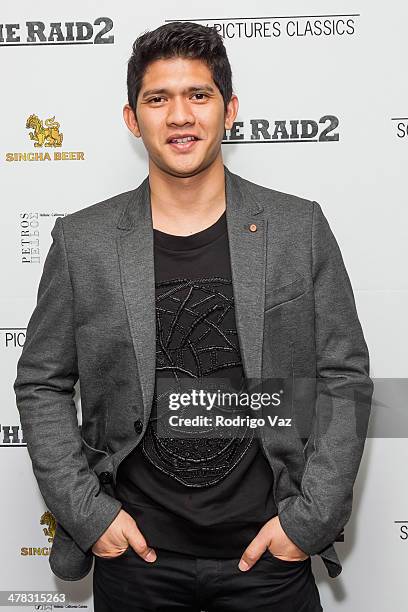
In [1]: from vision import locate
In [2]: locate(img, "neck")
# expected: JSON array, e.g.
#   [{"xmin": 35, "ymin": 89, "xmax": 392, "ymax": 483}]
[{"xmin": 148, "ymin": 155, "xmax": 227, "ymax": 236}]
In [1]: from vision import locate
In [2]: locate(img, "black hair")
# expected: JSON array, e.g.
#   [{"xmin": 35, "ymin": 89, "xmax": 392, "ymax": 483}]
[{"xmin": 127, "ymin": 21, "xmax": 233, "ymax": 115}]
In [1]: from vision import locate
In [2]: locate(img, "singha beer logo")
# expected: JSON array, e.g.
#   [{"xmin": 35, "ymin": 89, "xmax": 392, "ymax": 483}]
[
  {"xmin": 19, "ymin": 511, "xmax": 56, "ymax": 558},
  {"xmin": 26, "ymin": 115, "xmax": 63, "ymax": 148},
  {"xmin": 5, "ymin": 114, "xmax": 84, "ymax": 162},
  {"xmin": 40, "ymin": 511, "xmax": 56, "ymax": 544}
]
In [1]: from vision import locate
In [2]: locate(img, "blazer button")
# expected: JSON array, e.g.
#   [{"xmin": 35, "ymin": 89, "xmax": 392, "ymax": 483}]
[
  {"xmin": 134, "ymin": 419, "xmax": 143, "ymax": 434},
  {"xmin": 249, "ymin": 223, "xmax": 257, "ymax": 232},
  {"xmin": 98, "ymin": 471, "xmax": 112, "ymax": 484}
]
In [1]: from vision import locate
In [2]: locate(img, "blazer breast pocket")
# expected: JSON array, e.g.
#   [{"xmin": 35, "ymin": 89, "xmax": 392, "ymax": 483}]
[{"xmin": 264, "ymin": 275, "xmax": 307, "ymax": 312}]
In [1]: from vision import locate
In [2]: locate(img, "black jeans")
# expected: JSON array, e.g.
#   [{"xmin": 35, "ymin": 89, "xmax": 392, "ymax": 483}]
[{"xmin": 93, "ymin": 546, "xmax": 323, "ymax": 612}]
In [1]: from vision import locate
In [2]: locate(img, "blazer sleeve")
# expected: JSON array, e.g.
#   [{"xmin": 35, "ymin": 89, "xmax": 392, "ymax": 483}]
[
  {"xmin": 278, "ymin": 200, "xmax": 373, "ymax": 556},
  {"xmin": 13, "ymin": 216, "xmax": 122, "ymax": 554}
]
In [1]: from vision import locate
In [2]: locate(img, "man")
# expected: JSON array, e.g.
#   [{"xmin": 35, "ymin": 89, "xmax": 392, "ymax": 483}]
[{"xmin": 14, "ymin": 21, "xmax": 373, "ymax": 612}]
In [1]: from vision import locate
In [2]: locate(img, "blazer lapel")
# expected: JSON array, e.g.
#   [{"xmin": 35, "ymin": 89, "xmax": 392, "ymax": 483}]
[
  {"xmin": 116, "ymin": 177, "xmax": 157, "ymax": 427},
  {"xmin": 224, "ymin": 166, "xmax": 266, "ymax": 390},
  {"xmin": 116, "ymin": 166, "xmax": 267, "ymax": 426}
]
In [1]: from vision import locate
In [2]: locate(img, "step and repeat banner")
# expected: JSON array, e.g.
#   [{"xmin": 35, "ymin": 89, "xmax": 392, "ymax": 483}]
[{"xmin": 1, "ymin": 1, "xmax": 407, "ymax": 611}]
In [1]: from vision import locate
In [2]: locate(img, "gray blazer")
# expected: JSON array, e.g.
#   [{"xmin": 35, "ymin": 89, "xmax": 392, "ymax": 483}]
[{"xmin": 13, "ymin": 165, "xmax": 373, "ymax": 581}]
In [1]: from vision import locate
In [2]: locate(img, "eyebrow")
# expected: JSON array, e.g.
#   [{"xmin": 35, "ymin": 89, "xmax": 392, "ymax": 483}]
[{"xmin": 141, "ymin": 85, "xmax": 216, "ymax": 99}]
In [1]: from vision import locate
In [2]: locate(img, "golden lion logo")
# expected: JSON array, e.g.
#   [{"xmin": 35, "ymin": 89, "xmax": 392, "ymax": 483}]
[
  {"xmin": 26, "ymin": 114, "xmax": 63, "ymax": 147},
  {"xmin": 40, "ymin": 510, "xmax": 56, "ymax": 543}
]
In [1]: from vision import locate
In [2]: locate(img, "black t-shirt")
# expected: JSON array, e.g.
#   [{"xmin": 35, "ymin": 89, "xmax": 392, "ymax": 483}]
[{"xmin": 115, "ymin": 210, "xmax": 278, "ymax": 558}]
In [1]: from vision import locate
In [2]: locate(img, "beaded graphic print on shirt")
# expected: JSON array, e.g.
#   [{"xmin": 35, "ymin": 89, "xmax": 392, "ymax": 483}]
[{"xmin": 141, "ymin": 276, "xmax": 255, "ymax": 487}]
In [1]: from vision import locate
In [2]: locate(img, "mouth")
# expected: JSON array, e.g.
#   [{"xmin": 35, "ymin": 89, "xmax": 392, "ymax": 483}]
[{"xmin": 167, "ymin": 135, "xmax": 200, "ymax": 153}]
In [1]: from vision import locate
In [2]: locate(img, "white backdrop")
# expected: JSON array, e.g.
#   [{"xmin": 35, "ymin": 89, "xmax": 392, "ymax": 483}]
[{"xmin": 1, "ymin": 1, "xmax": 407, "ymax": 610}]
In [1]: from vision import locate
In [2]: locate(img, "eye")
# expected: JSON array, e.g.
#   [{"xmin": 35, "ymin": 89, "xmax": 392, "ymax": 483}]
[
  {"xmin": 149, "ymin": 96, "xmax": 165, "ymax": 104},
  {"xmin": 192, "ymin": 93, "xmax": 208, "ymax": 101}
]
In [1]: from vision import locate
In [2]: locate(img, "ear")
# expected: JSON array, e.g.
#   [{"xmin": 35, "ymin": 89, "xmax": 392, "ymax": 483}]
[
  {"xmin": 123, "ymin": 104, "xmax": 141, "ymax": 138},
  {"xmin": 224, "ymin": 94, "xmax": 239, "ymax": 131}
]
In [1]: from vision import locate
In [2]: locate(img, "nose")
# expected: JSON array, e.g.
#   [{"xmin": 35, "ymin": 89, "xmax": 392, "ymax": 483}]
[{"xmin": 166, "ymin": 96, "xmax": 195, "ymax": 127}]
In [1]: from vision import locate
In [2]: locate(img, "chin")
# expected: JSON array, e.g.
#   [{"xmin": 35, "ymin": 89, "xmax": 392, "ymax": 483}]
[{"xmin": 161, "ymin": 159, "xmax": 205, "ymax": 178}]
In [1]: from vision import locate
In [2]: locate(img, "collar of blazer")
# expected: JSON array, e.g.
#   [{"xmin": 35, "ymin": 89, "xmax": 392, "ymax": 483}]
[{"xmin": 115, "ymin": 164, "xmax": 267, "ymax": 430}]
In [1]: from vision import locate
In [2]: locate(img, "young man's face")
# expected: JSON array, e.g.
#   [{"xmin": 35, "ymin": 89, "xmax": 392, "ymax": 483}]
[{"xmin": 123, "ymin": 56, "xmax": 238, "ymax": 178}]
